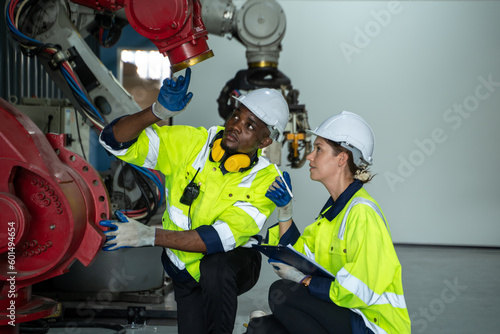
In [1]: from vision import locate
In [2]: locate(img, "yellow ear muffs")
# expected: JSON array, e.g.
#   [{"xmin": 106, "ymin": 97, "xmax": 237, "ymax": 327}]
[
  {"xmin": 211, "ymin": 139, "xmax": 226, "ymax": 162},
  {"xmin": 211, "ymin": 138, "xmax": 251, "ymax": 172},
  {"xmin": 224, "ymin": 154, "xmax": 251, "ymax": 172}
]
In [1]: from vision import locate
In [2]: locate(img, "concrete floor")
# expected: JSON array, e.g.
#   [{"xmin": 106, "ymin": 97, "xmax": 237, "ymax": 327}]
[{"xmin": 30, "ymin": 245, "xmax": 500, "ymax": 333}]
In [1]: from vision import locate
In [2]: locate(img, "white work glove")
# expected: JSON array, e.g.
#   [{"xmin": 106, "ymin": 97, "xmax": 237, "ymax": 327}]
[
  {"xmin": 277, "ymin": 201, "xmax": 292, "ymax": 222},
  {"xmin": 152, "ymin": 67, "xmax": 193, "ymax": 120},
  {"xmin": 99, "ymin": 211, "xmax": 156, "ymax": 251},
  {"xmin": 269, "ymin": 261, "xmax": 308, "ymax": 284}
]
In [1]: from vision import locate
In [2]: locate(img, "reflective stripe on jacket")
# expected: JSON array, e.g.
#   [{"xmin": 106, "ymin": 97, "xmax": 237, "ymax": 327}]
[
  {"xmin": 266, "ymin": 187, "xmax": 411, "ymax": 334},
  {"xmin": 100, "ymin": 124, "xmax": 279, "ymax": 281}
]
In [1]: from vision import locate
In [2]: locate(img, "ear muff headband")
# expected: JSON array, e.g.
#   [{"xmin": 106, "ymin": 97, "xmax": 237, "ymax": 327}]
[{"xmin": 211, "ymin": 139, "xmax": 251, "ymax": 172}]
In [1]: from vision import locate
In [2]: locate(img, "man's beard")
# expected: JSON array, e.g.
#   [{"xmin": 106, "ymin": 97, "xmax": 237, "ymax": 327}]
[{"xmin": 220, "ymin": 139, "xmax": 238, "ymax": 155}]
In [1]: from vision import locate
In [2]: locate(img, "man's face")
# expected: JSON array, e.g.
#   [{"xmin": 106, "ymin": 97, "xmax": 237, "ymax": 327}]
[{"xmin": 221, "ymin": 105, "xmax": 272, "ymax": 155}]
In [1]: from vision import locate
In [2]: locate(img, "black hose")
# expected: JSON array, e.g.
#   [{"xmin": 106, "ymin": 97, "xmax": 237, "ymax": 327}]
[
  {"xmin": 47, "ymin": 321, "xmax": 125, "ymax": 332},
  {"xmin": 19, "ymin": 319, "xmax": 127, "ymax": 333},
  {"xmin": 19, "ymin": 319, "xmax": 49, "ymax": 334}
]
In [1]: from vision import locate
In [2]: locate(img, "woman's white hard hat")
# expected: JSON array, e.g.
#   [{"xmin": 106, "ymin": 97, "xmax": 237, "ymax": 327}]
[{"xmin": 305, "ymin": 111, "xmax": 375, "ymax": 166}]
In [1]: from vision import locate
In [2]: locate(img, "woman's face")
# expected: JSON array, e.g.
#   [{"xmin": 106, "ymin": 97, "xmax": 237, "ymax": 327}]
[{"xmin": 306, "ymin": 136, "xmax": 339, "ymax": 183}]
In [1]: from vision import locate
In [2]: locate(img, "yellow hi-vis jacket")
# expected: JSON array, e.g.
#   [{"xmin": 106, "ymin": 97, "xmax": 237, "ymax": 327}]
[
  {"xmin": 265, "ymin": 185, "xmax": 411, "ymax": 334},
  {"xmin": 100, "ymin": 124, "xmax": 279, "ymax": 281}
]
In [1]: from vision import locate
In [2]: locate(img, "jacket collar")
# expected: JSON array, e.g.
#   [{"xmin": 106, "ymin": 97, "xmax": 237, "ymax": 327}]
[{"xmin": 318, "ymin": 179, "xmax": 363, "ymax": 221}]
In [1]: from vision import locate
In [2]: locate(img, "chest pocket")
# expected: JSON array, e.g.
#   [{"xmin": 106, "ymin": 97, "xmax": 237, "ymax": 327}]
[
  {"xmin": 218, "ymin": 184, "xmax": 252, "ymax": 203},
  {"xmin": 328, "ymin": 236, "xmax": 348, "ymax": 270},
  {"xmin": 330, "ymin": 198, "xmax": 387, "ymax": 263},
  {"xmin": 317, "ymin": 218, "xmax": 346, "ymax": 271},
  {"xmin": 194, "ymin": 166, "xmax": 253, "ymax": 212}
]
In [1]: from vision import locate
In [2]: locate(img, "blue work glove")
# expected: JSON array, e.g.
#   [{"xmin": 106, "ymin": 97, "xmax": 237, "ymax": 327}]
[
  {"xmin": 99, "ymin": 211, "xmax": 156, "ymax": 251},
  {"xmin": 266, "ymin": 171, "xmax": 293, "ymax": 221},
  {"xmin": 152, "ymin": 67, "xmax": 193, "ymax": 119},
  {"xmin": 265, "ymin": 171, "xmax": 292, "ymax": 207}
]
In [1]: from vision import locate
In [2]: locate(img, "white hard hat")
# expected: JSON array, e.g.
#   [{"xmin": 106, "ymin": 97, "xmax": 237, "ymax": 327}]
[
  {"xmin": 232, "ymin": 88, "xmax": 289, "ymax": 141},
  {"xmin": 306, "ymin": 111, "xmax": 374, "ymax": 166}
]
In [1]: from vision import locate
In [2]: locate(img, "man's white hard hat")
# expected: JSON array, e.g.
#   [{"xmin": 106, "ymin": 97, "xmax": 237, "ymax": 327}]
[
  {"xmin": 306, "ymin": 111, "xmax": 374, "ymax": 166},
  {"xmin": 233, "ymin": 88, "xmax": 289, "ymax": 141}
]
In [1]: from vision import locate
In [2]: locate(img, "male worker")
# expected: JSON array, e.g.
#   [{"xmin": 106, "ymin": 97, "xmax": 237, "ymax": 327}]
[{"xmin": 98, "ymin": 67, "xmax": 289, "ymax": 334}]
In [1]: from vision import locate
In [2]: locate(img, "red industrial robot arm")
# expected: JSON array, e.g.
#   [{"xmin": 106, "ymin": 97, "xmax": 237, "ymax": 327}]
[{"xmin": 71, "ymin": 0, "xmax": 213, "ymax": 72}]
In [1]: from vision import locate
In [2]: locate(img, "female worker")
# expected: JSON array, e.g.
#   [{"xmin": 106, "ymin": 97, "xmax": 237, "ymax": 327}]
[{"xmin": 246, "ymin": 111, "xmax": 411, "ymax": 334}]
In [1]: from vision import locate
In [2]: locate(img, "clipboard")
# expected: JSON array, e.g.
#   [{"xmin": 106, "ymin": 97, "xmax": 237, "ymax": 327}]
[{"xmin": 253, "ymin": 244, "xmax": 335, "ymax": 280}]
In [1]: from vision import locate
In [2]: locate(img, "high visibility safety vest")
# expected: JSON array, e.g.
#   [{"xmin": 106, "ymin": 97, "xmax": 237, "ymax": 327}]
[
  {"xmin": 100, "ymin": 124, "xmax": 279, "ymax": 281},
  {"xmin": 266, "ymin": 188, "xmax": 411, "ymax": 334}
]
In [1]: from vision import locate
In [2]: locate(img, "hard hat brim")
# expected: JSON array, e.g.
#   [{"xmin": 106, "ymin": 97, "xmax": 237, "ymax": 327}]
[
  {"xmin": 305, "ymin": 129, "xmax": 372, "ymax": 166},
  {"xmin": 305, "ymin": 129, "xmax": 319, "ymax": 137}
]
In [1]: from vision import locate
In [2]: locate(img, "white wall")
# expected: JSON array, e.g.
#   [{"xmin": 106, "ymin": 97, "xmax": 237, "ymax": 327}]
[{"xmin": 176, "ymin": 1, "xmax": 500, "ymax": 247}]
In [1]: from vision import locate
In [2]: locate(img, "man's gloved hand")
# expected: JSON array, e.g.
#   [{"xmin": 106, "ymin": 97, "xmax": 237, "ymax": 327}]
[
  {"xmin": 152, "ymin": 67, "xmax": 193, "ymax": 120},
  {"xmin": 265, "ymin": 171, "xmax": 293, "ymax": 221},
  {"xmin": 269, "ymin": 260, "xmax": 308, "ymax": 284},
  {"xmin": 99, "ymin": 211, "xmax": 156, "ymax": 251}
]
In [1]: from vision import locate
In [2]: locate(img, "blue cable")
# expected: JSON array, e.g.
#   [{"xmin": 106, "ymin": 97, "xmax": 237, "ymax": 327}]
[
  {"xmin": 102, "ymin": 29, "xmax": 109, "ymax": 45},
  {"xmin": 129, "ymin": 164, "xmax": 165, "ymax": 204},
  {"xmin": 5, "ymin": 3, "xmax": 42, "ymax": 45},
  {"xmin": 7, "ymin": 1, "xmax": 106, "ymax": 125},
  {"xmin": 140, "ymin": 167, "xmax": 164, "ymax": 204},
  {"xmin": 143, "ymin": 168, "xmax": 165, "ymax": 204},
  {"xmin": 61, "ymin": 66, "xmax": 106, "ymax": 124},
  {"xmin": 138, "ymin": 166, "xmax": 165, "ymax": 203},
  {"xmin": 61, "ymin": 69, "xmax": 104, "ymax": 124}
]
